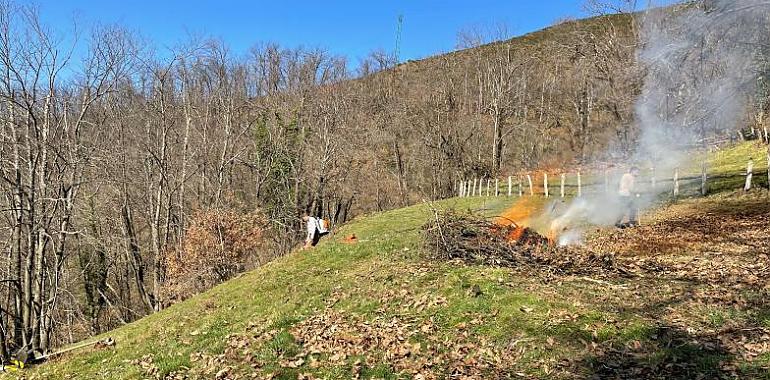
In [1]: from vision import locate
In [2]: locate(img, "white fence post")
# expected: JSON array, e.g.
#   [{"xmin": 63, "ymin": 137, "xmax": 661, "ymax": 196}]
[
  {"xmin": 673, "ymin": 168, "xmax": 680, "ymax": 198},
  {"xmin": 544, "ymin": 173, "xmax": 549, "ymax": 197},
  {"xmin": 518, "ymin": 176, "xmax": 523, "ymax": 197},
  {"xmin": 560, "ymin": 173, "xmax": 566, "ymax": 198},
  {"xmin": 745, "ymin": 159, "xmax": 754, "ymax": 191},
  {"xmin": 507, "ymin": 176, "xmax": 512, "ymax": 197},
  {"xmin": 527, "ymin": 174, "xmax": 534, "ymax": 196},
  {"xmin": 472, "ymin": 178, "xmax": 477, "ymax": 197},
  {"xmin": 577, "ymin": 171, "xmax": 582, "ymax": 197}
]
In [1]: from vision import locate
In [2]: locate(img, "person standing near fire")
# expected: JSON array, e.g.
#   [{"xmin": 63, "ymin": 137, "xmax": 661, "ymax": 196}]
[
  {"xmin": 303, "ymin": 214, "xmax": 330, "ymax": 249},
  {"xmin": 615, "ymin": 166, "xmax": 640, "ymax": 228}
]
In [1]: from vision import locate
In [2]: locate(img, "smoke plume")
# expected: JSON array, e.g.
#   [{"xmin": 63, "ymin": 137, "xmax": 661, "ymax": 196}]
[{"xmin": 551, "ymin": 1, "xmax": 770, "ymax": 242}]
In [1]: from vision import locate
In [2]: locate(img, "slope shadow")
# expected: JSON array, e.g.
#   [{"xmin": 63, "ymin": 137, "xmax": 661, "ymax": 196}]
[
  {"xmin": 573, "ymin": 281, "xmax": 770, "ymax": 378},
  {"xmin": 578, "ymin": 324, "xmax": 732, "ymax": 380}
]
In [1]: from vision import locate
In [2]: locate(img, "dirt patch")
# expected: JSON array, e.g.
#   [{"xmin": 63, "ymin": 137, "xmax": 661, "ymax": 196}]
[
  {"xmin": 428, "ymin": 194, "xmax": 770, "ymax": 288},
  {"xmin": 569, "ymin": 194, "xmax": 770, "ymax": 378},
  {"xmin": 588, "ymin": 195, "xmax": 770, "ymax": 286},
  {"xmin": 590, "ymin": 194, "xmax": 769, "ymax": 255}
]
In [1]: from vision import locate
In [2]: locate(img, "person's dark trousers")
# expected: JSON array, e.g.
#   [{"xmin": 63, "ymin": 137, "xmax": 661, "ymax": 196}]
[
  {"xmin": 311, "ymin": 229, "xmax": 321, "ymax": 246},
  {"xmin": 616, "ymin": 196, "xmax": 638, "ymax": 226},
  {"xmin": 311, "ymin": 229, "xmax": 330, "ymax": 246}
]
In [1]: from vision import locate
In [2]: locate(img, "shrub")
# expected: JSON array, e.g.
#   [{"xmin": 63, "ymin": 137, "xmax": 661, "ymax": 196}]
[{"xmin": 165, "ymin": 209, "xmax": 271, "ymax": 301}]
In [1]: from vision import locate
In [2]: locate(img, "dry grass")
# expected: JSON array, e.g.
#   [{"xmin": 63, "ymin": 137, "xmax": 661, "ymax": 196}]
[{"xmin": 567, "ymin": 191, "xmax": 770, "ymax": 378}]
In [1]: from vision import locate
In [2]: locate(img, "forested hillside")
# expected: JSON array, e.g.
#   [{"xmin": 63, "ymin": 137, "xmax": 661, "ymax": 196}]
[{"xmin": 1, "ymin": 0, "xmax": 768, "ymax": 360}]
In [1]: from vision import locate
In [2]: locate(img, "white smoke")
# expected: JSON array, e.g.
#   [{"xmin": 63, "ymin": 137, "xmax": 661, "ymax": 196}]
[
  {"xmin": 634, "ymin": 0, "xmax": 770, "ymax": 169},
  {"xmin": 552, "ymin": 1, "xmax": 770, "ymax": 244},
  {"xmin": 557, "ymin": 229, "xmax": 584, "ymax": 247}
]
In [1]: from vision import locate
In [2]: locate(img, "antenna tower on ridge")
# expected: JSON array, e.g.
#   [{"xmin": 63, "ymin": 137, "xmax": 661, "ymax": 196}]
[{"xmin": 395, "ymin": 14, "xmax": 403, "ymax": 65}]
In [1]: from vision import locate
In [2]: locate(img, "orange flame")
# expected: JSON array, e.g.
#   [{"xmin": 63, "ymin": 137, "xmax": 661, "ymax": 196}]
[
  {"xmin": 495, "ymin": 197, "xmax": 537, "ymax": 227},
  {"xmin": 495, "ymin": 197, "xmax": 538, "ymax": 242},
  {"xmin": 507, "ymin": 226, "xmax": 525, "ymax": 241}
]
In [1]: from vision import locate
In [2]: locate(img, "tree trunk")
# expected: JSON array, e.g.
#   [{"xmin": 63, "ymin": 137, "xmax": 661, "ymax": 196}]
[
  {"xmin": 0, "ymin": 319, "xmax": 7, "ymax": 361},
  {"xmin": 121, "ymin": 201, "xmax": 153, "ymax": 314},
  {"xmin": 178, "ymin": 82, "xmax": 193, "ymax": 242},
  {"xmin": 393, "ymin": 141, "xmax": 407, "ymax": 205},
  {"xmin": 493, "ymin": 112, "xmax": 504, "ymax": 175}
]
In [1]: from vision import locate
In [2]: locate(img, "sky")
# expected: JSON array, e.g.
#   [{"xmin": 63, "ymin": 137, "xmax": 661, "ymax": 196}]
[{"xmin": 32, "ymin": 1, "xmax": 650, "ymax": 65}]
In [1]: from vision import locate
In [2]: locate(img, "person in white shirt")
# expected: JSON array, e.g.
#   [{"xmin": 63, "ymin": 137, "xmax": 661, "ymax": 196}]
[
  {"xmin": 302, "ymin": 214, "xmax": 329, "ymax": 249},
  {"xmin": 615, "ymin": 166, "xmax": 640, "ymax": 228}
]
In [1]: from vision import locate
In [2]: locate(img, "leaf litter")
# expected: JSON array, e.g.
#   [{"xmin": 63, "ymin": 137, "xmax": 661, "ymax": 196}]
[{"xmin": 128, "ymin": 194, "xmax": 770, "ymax": 379}]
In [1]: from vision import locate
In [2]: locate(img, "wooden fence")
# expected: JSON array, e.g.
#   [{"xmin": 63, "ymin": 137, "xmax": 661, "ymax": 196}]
[{"xmin": 457, "ymin": 156, "xmax": 770, "ymax": 199}]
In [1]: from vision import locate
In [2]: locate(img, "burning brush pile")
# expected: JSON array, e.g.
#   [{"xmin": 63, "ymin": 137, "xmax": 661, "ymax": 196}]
[{"xmin": 423, "ymin": 210, "xmax": 627, "ymax": 277}]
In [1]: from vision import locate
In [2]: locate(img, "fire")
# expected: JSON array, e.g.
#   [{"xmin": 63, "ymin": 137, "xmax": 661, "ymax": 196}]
[
  {"xmin": 494, "ymin": 196, "xmax": 560, "ymax": 246},
  {"xmin": 495, "ymin": 197, "xmax": 537, "ymax": 228},
  {"xmin": 495, "ymin": 197, "xmax": 538, "ymax": 243},
  {"xmin": 507, "ymin": 225, "xmax": 525, "ymax": 241},
  {"xmin": 492, "ymin": 170, "xmax": 579, "ymax": 246}
]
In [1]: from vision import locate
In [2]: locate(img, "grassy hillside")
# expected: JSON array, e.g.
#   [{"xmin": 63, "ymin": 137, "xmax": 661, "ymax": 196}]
[
  {"xmin": 11, "ymin": 142, "xmax": 770, "ymax": 380},
  {"xmin": 19, "ymin": 197, "xmax": 520, "ymax": 379}
]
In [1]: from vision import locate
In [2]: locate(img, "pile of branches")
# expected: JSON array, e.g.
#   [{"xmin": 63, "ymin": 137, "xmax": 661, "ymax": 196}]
[{"xmin": 423, "ymin": 210, "xmax": 628, "ymax": 277}]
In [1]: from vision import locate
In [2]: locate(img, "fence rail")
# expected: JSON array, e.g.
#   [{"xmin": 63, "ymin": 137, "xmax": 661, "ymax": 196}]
[{"xmin": 457, "ymin": 157, "xmax": 770, "ymax": 199}]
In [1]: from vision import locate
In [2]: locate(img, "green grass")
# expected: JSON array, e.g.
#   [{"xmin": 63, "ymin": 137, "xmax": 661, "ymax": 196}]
[
  {"xmin": 19, "ymin": 196, "xmax": 605, "ymax": 379},
  {"xmin": 17, "ymin": 197, "xmax": 518, "ymax": 378},
  {"xmin": 12, "ymin": 142, "xmax": 770, "ymax": 379},
  {"xmin": 707, "ymin": 141, "xmax": 769, "ymax": 192},
  {"xmin": 709, "ymin": 141, "xmax": 769, "ymax": 173}
]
